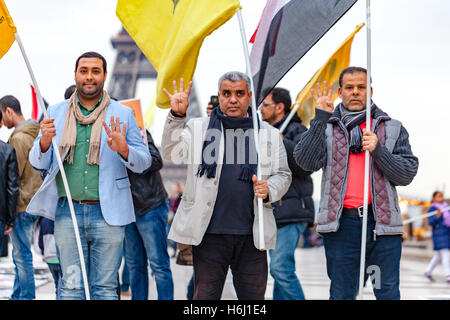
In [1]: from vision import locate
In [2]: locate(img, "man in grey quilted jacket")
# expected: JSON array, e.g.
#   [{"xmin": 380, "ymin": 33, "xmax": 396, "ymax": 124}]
[{"xmin": 294, "ymin": 66, "xmax": 418, "ymax": 300}]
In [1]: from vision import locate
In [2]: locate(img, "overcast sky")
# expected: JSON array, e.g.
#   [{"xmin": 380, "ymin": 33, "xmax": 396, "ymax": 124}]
[{"xmin": 1, "ymin": 0, "xmax": 449, "ymax": 200}]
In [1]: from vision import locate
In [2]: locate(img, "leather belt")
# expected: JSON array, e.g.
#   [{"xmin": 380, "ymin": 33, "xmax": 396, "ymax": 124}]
[
  {"xmin": 342, "ymin": 204, "xmax": 372, "ymax": 218},
  {"xmin": 60, "ymin": 197, "xmax": 100, "ymax": 205}
]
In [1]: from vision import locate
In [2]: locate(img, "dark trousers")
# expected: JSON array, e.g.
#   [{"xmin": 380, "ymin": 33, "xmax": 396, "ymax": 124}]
[
  {"xmin": 192, "ymin": 234, "xmax": 267, "ymax": 300},
  {"xmin": 323, "ymin": 212, "xmax": 402, "ymax": 300}
]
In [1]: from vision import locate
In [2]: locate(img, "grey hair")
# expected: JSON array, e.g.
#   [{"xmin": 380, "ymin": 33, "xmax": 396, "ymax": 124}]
[{"xmin": 218, "ymin": 71, "xmax": 251, "ymax": 93}]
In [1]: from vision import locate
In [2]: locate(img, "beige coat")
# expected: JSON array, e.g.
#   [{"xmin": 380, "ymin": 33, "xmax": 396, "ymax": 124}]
[
  {"xmin": 8, "ymin": 121, "xmax": 42, "ymax": 213},
  {"xmin": 162, "ymin": 113, "xmax": 291, "ymax": 250}
]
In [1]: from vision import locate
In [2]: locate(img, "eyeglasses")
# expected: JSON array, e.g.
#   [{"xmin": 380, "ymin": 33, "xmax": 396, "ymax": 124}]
[{"xmin": 260, "ymin": 102, "xmax": 276, "ymax": 107}]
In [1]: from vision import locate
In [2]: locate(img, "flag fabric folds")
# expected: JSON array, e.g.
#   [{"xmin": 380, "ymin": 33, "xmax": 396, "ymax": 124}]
[
  {"xmin": 250, "ymin": 0, "xmax": 357, "ymax": 106},
  {"xmin": 0, "ymin": 0, "xmax": 16, "ymax": 59},
  {"xmin": 117, "ymin": 0, "xmax": 241, "ymax": 108},
  {"xmin": 30, "ymin": 84, "xmax": 39, "ymax": 120},
  {"xmin": 293, "ymin": 23, "xmax": 364, "ymax": 127}
]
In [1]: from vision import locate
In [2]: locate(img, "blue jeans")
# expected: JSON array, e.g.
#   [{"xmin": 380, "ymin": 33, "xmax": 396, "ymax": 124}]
[
  {"xmin": 54, "ymin": 198, "xmax": 125, "ymax": 300},
  {"xmin": 323, "ymin": 213, "xmax": 402, "ymax": 300},
  {"xmin": 10, "ymin": 212, "xmax": 39, "ymax": 300},
  {"xmin": 47, "ymin": 263, "xmax": 62, "ymax": 299},
  {"xmin": 269, "ymin": 222, "xmax": 307, "ymax": 300},
  {"xmin": 120, "ymin": 243, "xmax": 130, "ymax": 292},
  {"xmin": 186, "ymin": 272, "xmax": 194, "ymax": 300},
  {"xmin": 125, "ymin": 202, "xmax": 174, "ymax": 300}
]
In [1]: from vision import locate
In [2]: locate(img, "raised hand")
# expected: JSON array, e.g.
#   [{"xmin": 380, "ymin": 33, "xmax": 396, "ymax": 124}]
[
  {"xmin": 102, "ymin": 115, "xmax": 129, "ymax": 160},
  {"xmin": 310, "ymin": 81, "xmax": 334, "ymax": 113},
  {"xmin": 162, "ymin": 78, "xmax": 193, "ymax": 116}
]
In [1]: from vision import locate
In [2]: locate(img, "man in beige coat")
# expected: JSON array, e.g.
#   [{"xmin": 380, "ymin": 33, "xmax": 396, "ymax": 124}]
[
  {"xmin": 162, "ymin": 71, "xmax": 291, "ymax": 300},
  {"xmin": 0, "ymin": 95, "xmax": 42, "ymax": 300}
]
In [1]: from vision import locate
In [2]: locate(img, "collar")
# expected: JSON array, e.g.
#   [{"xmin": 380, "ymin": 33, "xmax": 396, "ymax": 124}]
[{"xmin": 76, "ymin": 93, "xmax": 103, "ymax": 113}]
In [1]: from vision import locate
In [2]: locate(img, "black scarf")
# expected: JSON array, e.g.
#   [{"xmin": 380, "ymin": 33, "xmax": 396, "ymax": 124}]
[
  {"xmin": 339, "ymin": 102, "xmax": 377, "ymax": 154},
  {"xmin": 197, "ymin": 106, "xmax": 259, "ymax": 182}
]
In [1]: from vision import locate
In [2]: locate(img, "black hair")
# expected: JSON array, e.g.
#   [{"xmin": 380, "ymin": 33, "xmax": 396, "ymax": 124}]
[
  {"xmin": 64, "ymin": 85, "xmax": 76, "ymax": 99},
  {"xmin": 338, "ymin": 66, "xmax": 372, "ymax": 87},
  {"xmin": 0, "ymin": 95, "xmax": 22, "ymax": 115},
  {"xmin": 75, "ymin": 51, "xmax": 107, "ymax": 73},
  {"xmin": 270, "ymin": 87, "xmax": 292, "ymax": 115},
  {"xmin": 0, "ymin": 108, "xmax": 2, "ymax": 123},
  {"xmin": 432, "ymin": 191, "xmax": 443, "ymax": 200}
]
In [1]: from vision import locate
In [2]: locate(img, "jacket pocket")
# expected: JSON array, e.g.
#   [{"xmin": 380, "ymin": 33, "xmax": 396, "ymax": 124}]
[
  {"xmin": 115, "ymin": 176, "xmax": 131, "ymax": 189},
  {"xmin": 181, "ymin": 199, "xmax": 195, "ymax": 210}
]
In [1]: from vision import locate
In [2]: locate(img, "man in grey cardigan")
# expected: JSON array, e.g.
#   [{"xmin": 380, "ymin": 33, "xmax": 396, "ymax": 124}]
[{"xmin": 294, "ymin": 66, "xmax": 418, "ymax": 300}]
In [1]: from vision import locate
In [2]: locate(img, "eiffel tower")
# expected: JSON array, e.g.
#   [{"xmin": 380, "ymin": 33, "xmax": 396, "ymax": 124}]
[{"xmin": 108, "ymin": 27, "xmax": 202, "ymax": 119}]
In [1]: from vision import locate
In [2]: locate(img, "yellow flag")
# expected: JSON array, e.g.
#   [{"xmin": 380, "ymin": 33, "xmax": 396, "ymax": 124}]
[
  {"xmin": 293, "ymin": 23, "xmax": 364, "ymax": 127},
  {"xmin": 144, "ymin": 91, "xmax": 157, "ymax": 129},
  {"xmin": 0, "ymin": 0, "xmax": 16, "ymax": 59},
  {"xmin": 117, "ymin": 0, "xmax": 241, "ymax": 108}
]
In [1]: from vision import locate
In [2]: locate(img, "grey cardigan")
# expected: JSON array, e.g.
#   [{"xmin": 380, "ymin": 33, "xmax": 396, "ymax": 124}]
[{"xmin": 294, "ymin": 106, "xmax": 418, "ymax": 236}]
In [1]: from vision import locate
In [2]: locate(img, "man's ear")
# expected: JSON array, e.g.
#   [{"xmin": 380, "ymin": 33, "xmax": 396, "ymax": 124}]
[
  {"xmin": 276, "ymin": 103, "xmax": 284, "ymax": 115},
  {"xmin": 6, "ymin": 107, "xmax": 14, "ymax": 117},
  {"xmin": 338, "ymin": 87, "xmax": 342, "ymax": 99}
]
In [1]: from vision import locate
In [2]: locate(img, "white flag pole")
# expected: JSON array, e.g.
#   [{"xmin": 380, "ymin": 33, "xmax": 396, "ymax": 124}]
[
  {"xmin": 14, "ymin": 32, "xmax": 91, "ymax": 300},
  {"xmin": 236, "ymin": 9, "xmax": 265, "ymax": 250},
  {"xmin": 357, "ymin": 0, "xmax": 371, "ymax": 300},
  {"xmin": 279, "ymin": 103, "xmax": 301, "ymax": 134}
]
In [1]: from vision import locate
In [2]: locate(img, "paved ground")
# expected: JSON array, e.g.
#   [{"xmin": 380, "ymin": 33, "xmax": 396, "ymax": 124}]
[{"xmin": 1, "ymin": 243, "xmax": 449, "ymax": 300}]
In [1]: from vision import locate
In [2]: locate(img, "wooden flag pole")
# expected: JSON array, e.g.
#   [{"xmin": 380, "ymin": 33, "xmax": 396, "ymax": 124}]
[
  {"xmin": 358, "ymin": 0, "xmax": 372, "ymax": 300},
  {"xmin": 237, "ymin": 9, "xmax": 265, "ymax": 250},
  {"xmin": 14, "ymin": 32, "xmax": 91, "ymax": 300}
]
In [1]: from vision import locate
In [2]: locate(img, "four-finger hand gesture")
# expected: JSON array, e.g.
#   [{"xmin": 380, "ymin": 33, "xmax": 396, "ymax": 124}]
[
  {"xmin": 252, "ymin": 175, "xmax": 269, "ymax": 200},
  {"xmin": 163, "ymin": 78, "xmax": 193, "ymax": 116},
  {"xmin": 311, "ymin": 81, "xmax": 334, "ymax": 113},
  {"xmin": 102, "ymin": 115, "xmax": 129, "ymax": 160}
]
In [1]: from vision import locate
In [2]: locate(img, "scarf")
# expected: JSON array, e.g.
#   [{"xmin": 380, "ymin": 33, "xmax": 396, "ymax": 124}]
[
  {"xmin": 197, "ymin": 106, "xmax": 259, "ymax": 182},
  {"xmin": 432, "ymin": 201, "xmax": 450, "ymax": 227},
  {"xmin": 339, "ymin": 102, "xmax": 377, "ymax": 154},
  {"xmin": 59, "ymin": 90, "xmax": 110, "ymax": 165},
  {"xmin": 432, "ymin": 201, "xmax": 450, "ymax": 213}
]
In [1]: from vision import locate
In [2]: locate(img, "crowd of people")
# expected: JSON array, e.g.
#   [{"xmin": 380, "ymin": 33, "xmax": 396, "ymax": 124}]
[{"xmin": 0, "ymin": 50, "xmax": 440, "ymax": 301}]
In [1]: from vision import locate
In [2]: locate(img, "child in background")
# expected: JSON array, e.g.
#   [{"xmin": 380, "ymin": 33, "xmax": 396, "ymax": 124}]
[{"xmin": 424, "ymin": 191, "xmax": 450, "ymax": 283}]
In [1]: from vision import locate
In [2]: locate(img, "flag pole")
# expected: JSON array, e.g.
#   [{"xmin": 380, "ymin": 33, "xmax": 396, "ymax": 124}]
[
  {"xmin": 279, "ymin": 103, "xmax": 301, "ymax": 134},
  {"xmin": 13, "ymin": 32, "xmax": 91, "ymax": 300},
  {"xmin": 236, "ymin": 9, "xmax": 265, "ymax": 250},
  {"xmin": 358, "ymin": 0, "xmax": 372, "ymax": 300}
]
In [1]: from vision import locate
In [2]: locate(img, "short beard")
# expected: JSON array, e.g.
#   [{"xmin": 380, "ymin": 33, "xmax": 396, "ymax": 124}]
[
  {"xmin": 266, "ymin": 112, "xmax": 278, "ymax": 125},
  {"xmin": 77, "ymin": 84, "xmax": 103, "ymax": 100}
]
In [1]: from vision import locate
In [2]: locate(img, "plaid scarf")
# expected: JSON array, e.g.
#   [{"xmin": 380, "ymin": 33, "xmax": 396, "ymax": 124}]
[{"xmin": 339, "ymin": 102, "xmax": 377, "ymax": 154}]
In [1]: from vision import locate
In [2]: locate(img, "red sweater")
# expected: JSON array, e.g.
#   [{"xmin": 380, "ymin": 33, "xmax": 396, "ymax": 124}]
[{"xmin": 343, "ymin": 120, "xmax": 373, "ymax": 208}]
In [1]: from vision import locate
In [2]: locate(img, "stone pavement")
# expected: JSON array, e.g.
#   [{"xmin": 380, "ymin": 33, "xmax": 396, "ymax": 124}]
[{"xmin": 1, "ymin": 241, "xmax": 449, "ymax": 300}]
